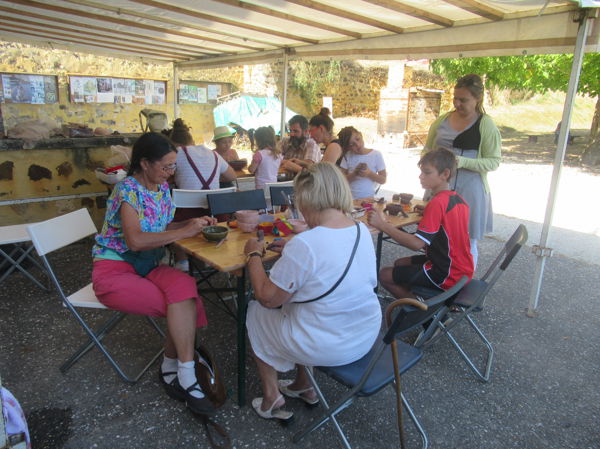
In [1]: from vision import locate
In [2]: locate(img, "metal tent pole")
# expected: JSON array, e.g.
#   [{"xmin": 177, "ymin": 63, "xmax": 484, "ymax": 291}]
[
  {"xmin": 527, "ymin": 9, "xmax": 592, "ymax": 317},
  {"xmin": 280, "ymin": 49, "xmax": 289, "ymax": 137},
  {"xmin": 173, "ymin": 63, "xmax": 180, "ymax": 121}
]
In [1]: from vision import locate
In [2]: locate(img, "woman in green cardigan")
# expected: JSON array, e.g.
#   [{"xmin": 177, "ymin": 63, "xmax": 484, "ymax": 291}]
[{"xmin": 424, "ymin": 74, "xmax": 501, "ymax": 267}]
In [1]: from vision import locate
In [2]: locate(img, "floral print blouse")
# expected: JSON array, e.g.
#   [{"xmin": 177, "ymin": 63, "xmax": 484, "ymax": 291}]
[{"xmin": 92, "ymin": 176, "xmax": 175, "ymax": 258}]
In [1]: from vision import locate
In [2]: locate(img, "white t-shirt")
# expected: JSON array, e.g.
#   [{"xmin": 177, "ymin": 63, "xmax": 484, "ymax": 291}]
[
  {"xmin": 246, "ymin": 222, "xmax": 382, "ymax": 372},
  {"xmin": 340, "ymin": 149, "xmax": 386, "ymax": 199},
  {"xmin": 304, "ymin": 137, "xmax": 322, "ymax": 162},
  {"xmin": 254, "ymin": 148, "xmax": 283, "ymax": 189},
  {"xmin": 174, "ymin": 145, "xmax": 229, "ymax": 190}
]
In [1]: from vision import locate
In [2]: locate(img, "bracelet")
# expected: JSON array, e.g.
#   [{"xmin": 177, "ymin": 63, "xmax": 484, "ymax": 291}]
[{"xmin": 245, "ymin": 251, "xmax": 263, "ymax": 263}]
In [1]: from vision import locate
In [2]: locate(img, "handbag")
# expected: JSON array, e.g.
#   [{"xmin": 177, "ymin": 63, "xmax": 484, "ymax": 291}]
[
  {"xmin": 192, "ymin": 344, "xmax": 231, "ymax": 449},
  {"xmin": 120, "ymin": 247, "xmax": 165, "ymax": 277}
]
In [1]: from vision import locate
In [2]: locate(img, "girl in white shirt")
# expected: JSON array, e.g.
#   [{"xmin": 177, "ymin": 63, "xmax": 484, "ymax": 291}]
[
  {"xmin": 339, "ymin": 126, "xmax": 387, "ymax": 199},
  {"xmin": 248, "ymin": 126, "xmax": 283, "ymax": 189}
]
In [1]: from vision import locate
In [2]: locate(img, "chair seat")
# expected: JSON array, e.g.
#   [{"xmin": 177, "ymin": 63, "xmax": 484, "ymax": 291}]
[
  {"xmin": 453, "ymin": 279, "xmax": 488, "ymax": 311},
  {"xmin": 0, "ymin": 224, "xmax": 34, "ymax": 245},
  {"xmin": 67, "ymin": 283, "xmax": 107, "ymax": 309},
  {"xmin": 318, "ymin": 340, "xmax": 422, "ymax": 396}
]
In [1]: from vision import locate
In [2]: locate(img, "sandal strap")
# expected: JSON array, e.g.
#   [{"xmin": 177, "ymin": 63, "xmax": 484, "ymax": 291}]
[{"xmin": 185, "ymin": 381, "xmax": 203, "ymax": 394}]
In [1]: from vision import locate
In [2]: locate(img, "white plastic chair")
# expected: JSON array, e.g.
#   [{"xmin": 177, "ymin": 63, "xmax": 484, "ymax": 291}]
[
  {"xmin": 26, "ymin": 208, "xmax": 165, "ymax": 384},
  {"xmin": 172, "ymin": 186, "xmax": 236, "ymax": 210},
  {"xmin": 0, "ymin": 223, "xmax": 49, "ymax": 291}
]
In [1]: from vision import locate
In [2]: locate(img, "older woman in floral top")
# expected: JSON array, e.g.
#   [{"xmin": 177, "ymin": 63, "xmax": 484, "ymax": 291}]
[{"xmin": 92, "ymin": 132, "xmax": 216, "ymax": 414}]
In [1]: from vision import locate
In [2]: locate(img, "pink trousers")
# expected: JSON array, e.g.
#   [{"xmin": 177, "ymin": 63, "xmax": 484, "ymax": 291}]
[{"xmin": 92, "ymin": 260, "xmax": 208, "ymax": 328}]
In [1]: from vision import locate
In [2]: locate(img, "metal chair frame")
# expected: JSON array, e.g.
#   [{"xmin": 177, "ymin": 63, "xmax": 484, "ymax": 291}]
[
  {"xmin": 415, "ymin": 224, "xmax": 528, "ymax": 382},
  {"xmin": 0, "ymin": 224, "xmax": 49, "ymax": 291},
  {"xmin": 27, "ymin": 208, "xmax": 165, "ymax": 384}
]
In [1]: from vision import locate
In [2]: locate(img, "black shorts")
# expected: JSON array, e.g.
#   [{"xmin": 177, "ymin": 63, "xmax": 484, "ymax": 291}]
[{"xmin": 392, "ymin": 255, "xmax": 443, "ymax": 296}]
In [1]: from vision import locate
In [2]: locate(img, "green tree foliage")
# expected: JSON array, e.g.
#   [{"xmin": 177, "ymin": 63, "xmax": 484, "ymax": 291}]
[
  {"xmin": 431, "ymin": 54, "xmax": 600, "ymax": 138},
  {"xmin": 290, "ymin": 60, "xmax": 342, "ymax": 112}
]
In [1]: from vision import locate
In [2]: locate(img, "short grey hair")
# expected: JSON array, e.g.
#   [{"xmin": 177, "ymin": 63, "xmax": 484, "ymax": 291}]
[{"xmin": 294, "ymin": 162, "xmax": 353, "ymax": 213}]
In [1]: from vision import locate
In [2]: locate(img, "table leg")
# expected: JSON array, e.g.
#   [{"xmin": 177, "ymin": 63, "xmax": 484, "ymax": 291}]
[
  {"xmin": 375, "ymin": 232, "xmax": 383, "ymax": 293},
  {"xmin": 236, "ymin": 269, "xmax": 248, "ymax": 407}
]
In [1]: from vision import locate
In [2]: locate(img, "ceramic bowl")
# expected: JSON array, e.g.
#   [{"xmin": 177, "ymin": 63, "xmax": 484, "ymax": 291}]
[
  {"xmin": 238, "ymin": 221, "xmax": 258, "ymax": 233},
  {"xmin": 399, "ymin": 193, "xmax": 414, "ymax": 204},
  {"xmin": 202, "ymin": 225, "xmax": 229, "ymax": 242},
  {"xmin": 384, "ymin": 203, "xmax": 403, "ymax": 216},
  {"xmin": 235, "ymin": 210, "xmax": 260, "ymax": 223},
  {"xmin": 258, "ymin": 214, "xmax": 275, "ymax": 223},
  {"xmin": 229, "ymin": 159, "xmax": 248, "ymax": 171},
  {"xmin": 288, "ymin": 219, "xmax": 308, "ymax": 233}
]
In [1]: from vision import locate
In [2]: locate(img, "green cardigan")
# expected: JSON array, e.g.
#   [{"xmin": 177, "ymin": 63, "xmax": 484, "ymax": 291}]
[{"xmin": 424, "ymin": 112, "xmax": 502, "ymax": 194}]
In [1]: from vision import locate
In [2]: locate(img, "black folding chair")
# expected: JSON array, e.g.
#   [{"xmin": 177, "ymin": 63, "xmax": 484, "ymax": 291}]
[
  {"xmin": 206, "ymin": 189, "xmax": 266, "ymax": 216},
  {"xmin": 293, "ymin": 277, "xmax": 468, "ymax": 449},
  {"xmin": 415, "ymin": 224, "xmax": 528, "ymax": 382},
  {"xmin": 269, "ymin": 185, "xmax": 294, "ymax": 207}
]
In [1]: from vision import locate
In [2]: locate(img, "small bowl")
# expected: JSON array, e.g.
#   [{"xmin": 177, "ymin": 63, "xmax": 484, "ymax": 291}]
[
  {"xmin": 384, "ymin": 204, "xmax": 403, "ymax": 216},
  {"xmin": 235, "ymin": 209, "xmax": 259, "ymax": 223},
  {"xmin": 288, "ymin": 219, "xmax": 308, "ymax": 233},
  {"xmin": 238, "ymin": 221, "xmax": 257, "ymax": 233},
  {"xmin": 399, "ymin": 193, "xmax": 414, "ymax": 204},
  {"xmin": 229, "ymin": 159, "xmax": 248, "ymax": 171},
  {"xmin": 258, "ymin": 214, "xmax": 275, "ymax": 223},
  {"xmin": 202, "ymin": 225, "xmax": 229, "ymax": 242}
]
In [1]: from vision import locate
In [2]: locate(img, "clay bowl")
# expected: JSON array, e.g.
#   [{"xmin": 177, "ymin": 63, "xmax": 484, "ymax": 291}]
[
  {"xmin": 288, "ymin": 219, "xmax": 308, "ymax": 233},
  {"xmin": 235, "ymin": 209, "xmax": 259, "ymax": 223},
  {"xmin": 384, "ymin": 203, "xmax": 403, "ymax": 216},
  {"xmin": 229, "ymin": 159, "xmax": 248, "ymax": 171},
  {"xmin": 399, "ymin": 193, "xmax": 414, "ymax": 204},
  {"xmin": 238, "ymin": 221, "xmax": 258, "ymax": 233},
  {"xmin": 202, "ymin": 225, "xmax": 229, "ymax": 242}
]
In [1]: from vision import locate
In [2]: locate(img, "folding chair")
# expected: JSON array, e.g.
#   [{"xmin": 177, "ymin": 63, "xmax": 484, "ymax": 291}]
[
  {"xmin": 266, "ymin": 182, "xmax": 294, "ymax": 210},
  {"xmin": 0, "ymin": 223, "xmax": 49, "ymax": 291},
  {"xmin": 172, "ymin": 186, "xmax": 236, "ymax": 209},
  {"xmin": 293, "ymin": 277, "xmax": 469, "ymax": 449},
  {"xmin": 415, "ymin": 224, "xmax": 528, "ymax": 382},
  {"xmin": 26, "ymin": 208, "xmax": 165, "ymax": 384},
  {"xmin": 206, "ymin": 189, "xmax": 266, "ymax": 216}
]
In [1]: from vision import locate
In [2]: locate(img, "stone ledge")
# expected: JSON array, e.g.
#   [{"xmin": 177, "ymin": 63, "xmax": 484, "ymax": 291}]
[{"xmin": 0, "ymin": 133, "xmax": 141, "ymax": 151}]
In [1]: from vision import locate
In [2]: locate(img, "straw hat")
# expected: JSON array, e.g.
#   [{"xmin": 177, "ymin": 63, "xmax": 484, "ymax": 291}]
[{"xmin": 213, "ymin": 126, "xmax": 236, "ymax": 142}]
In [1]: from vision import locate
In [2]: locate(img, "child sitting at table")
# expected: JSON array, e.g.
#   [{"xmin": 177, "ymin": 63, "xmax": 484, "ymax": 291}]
[
  {"xmin": 367, "ymin": 148, "xmax": 474, "ymax": 299},
  {"xmin": 248, "ymin": 126, "xmax": 283, "ymax": 189},
  {"xmin": 338, "ymin": 126, "xmax": 387, "ymax": 199}
]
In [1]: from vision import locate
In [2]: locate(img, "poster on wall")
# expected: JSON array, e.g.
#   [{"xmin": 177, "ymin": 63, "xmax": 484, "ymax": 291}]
[
  {"xmin": 178, "ymin": 81, "xmax": 227, "ymax": 104},
  {"xmin": 68, "ymin": 75, "xmax": 166, "ymax": 104},
  {"xmin": 0, "ymin": 73, "xmax": 58, "ymax": 104},
  {"xmin": 207, "ymin": 84, "xmax": 222, "ymax": 101}
]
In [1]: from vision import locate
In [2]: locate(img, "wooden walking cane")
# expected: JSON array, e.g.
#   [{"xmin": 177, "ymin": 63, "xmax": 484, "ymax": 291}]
[{"xmin": 386, "ymin": 298, "xmax": 428, "ymax": 449}]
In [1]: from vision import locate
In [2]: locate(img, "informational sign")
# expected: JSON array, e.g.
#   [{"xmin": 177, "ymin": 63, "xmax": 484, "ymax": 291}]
[
  {"xmin": 0, "ymin": 73, "xmax": 58, "ymax": 104},
  {"xmin": 178, "ymin": 81, "xmax": 230, "ymax": 104},
  {"xmin": 69, "ymin": 75, "xmax": 166, "ymax": 104}
]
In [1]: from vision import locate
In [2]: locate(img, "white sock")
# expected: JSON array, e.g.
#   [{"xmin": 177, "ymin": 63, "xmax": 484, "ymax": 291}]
[
  {"xmin": 161, "ymin": 356, "xmax": 178, "ymax": 383},
  {"xmin": 470, "ymin": 238, "xmax": 479, "ymax": 269},
  {"xmin": 174, "ymin": 260, "xmax": 189, "ymax": 272},
  {"xmin": 178, "ymin": 360, "xmax": 205, "ymax": 399}
]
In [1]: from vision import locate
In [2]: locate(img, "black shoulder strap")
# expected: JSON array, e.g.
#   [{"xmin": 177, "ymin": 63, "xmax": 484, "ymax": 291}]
[
  {"xmin": 182, "ymin": 147, "xmax": 219, "ymax": 190},
  {"xmin": 296, "ymin": 221, "xmax": 361, "ymax": 304}
]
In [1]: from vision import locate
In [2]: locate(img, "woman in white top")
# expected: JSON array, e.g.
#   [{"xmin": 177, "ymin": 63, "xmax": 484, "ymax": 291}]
[
  {"xmin": 338, "ymin": 126, "xmax": 387, "ymax": 199},
  {"xmin": 248, "ymin": 126, "xmax": 283, "ymax": 189},
  {"xmin": 243, "ymin": 162, "xmax": 382, "ymax": 422}
]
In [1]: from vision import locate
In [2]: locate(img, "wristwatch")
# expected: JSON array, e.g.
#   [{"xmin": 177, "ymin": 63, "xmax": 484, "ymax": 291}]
[{"xmin": 245, "ymin": 250, "xmax": 263, "ymax": 263}]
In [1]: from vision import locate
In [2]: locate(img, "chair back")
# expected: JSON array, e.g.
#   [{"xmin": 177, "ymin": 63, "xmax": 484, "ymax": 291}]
[
  {"xmin": 269, "ymin": 184, "xmax": 295, "ymax": 207},
  {"xmin": 172, "ymin": 187, "xmax": 236, "ymax": 209},
  {"xmin": 263, "ymin": 180, "xmax": 293, "ymax": 198},
  {"xmin": 27, "ymin": 208, "xmax": 97, "ymax": 256},
  {"xmin": 207, "ymin": 189, "xmax": 267, "ymax": 216},
  {"xmin": 384, "ymin": 276, "xmax": 468, "ymax": 345}
]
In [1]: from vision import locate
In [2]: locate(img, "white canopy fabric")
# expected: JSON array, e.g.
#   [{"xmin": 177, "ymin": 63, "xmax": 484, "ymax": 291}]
[{"xmin": 0, "ymin": 1, "xmax": 597, "ymax": 66}]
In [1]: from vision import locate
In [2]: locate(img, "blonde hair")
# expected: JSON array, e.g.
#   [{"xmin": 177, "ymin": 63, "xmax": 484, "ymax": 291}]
[{"xmin": 294, "ymin": 162, "xmax": 353, "ymax": 213}]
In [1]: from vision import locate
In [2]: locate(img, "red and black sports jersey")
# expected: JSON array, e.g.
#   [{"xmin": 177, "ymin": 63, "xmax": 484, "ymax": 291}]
[{"xmin": 415, "ymin": 190, "xmax": 474, "ymax": 290}]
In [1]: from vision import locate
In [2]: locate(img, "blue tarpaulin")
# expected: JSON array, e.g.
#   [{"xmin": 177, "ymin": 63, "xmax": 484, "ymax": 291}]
[{"xmin": 212, "ymin": 95, "xmax": 297, "ymax": 134}]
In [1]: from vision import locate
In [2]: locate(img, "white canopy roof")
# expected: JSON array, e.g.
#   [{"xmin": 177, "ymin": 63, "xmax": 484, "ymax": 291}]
[{"xmin": 0, "ymin": 1, "xmax": 597, "ymax": 67}]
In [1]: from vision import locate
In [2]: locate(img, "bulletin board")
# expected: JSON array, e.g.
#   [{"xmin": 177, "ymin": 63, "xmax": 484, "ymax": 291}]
[
  {"xmin": 178, "ymin": 80, "xmax": 232, "ymax": 104},
  {"xmin": 0, "ymin": 73, "xmax": 59, "ymax": 104},
  {"xmin": 68, "ymin": 75, "xmax": 167, "ymax": 104}
]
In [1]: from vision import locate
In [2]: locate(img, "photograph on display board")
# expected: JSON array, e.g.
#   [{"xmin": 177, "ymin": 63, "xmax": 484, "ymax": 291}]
[{"xmin": 0, "ymin": 73, "xmax": 58, "ymax": 104}]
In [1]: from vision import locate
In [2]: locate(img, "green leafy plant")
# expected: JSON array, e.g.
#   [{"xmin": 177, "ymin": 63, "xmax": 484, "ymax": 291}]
[{"xmin": 290, "ymin": 60, "xmax": 342, "ymax": 111}]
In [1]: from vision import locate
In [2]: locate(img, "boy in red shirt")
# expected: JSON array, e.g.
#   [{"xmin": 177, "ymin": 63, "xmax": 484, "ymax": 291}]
[{"xmin": 368, "ymin": 148, "xmax": 474, "ymax": 299}]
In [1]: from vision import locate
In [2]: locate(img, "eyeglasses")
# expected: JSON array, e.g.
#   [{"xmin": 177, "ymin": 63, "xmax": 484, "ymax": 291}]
[{"xmin": 161, "ymin": 163, "xmax": 177, "ymax": 172}]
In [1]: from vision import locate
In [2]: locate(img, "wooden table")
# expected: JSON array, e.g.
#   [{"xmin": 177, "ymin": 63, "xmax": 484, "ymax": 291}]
[
  {"xmin": 174, "ymin": 225, "xmax": 291, "ymax": 407},
  {"xmin": 174, "ymin": 200, "xmax": 424, "ymax": 406}
]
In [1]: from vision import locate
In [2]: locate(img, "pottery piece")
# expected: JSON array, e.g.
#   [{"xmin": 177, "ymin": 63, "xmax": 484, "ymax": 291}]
[
  {"xmin": 288, "ymin": 219, "xmax": 308, "ymax": 233},
  {"xmin": 384, "ymin": 203, "xmax": 403, "ymax": 216},
  {"xmin": 202, "ymin": 225, "xmax": 229, "ymax": 242}
]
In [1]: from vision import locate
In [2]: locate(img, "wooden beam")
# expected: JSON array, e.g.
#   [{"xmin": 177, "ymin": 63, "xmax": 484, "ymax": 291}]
[
  {"xmin": 0, "ymin": 25, "xmax": 189, "ymax": 60},
  {"xmin": 361, "ymin": 0, "xmax": 453, "ymax": 27},
  {"xmin": 211, "ymin": 0, "xmax": 362, "ymax": 38},
  {"xmin": 129, "ymin": 0, "xmax": 319, "ymax": 44},
  {"xmin": 442, "ymin": 0, "xmax": 504, "ymax": 21},
  {"xmin": 62, "ymin": 0, "xmax": 271, "ymax": 50},
  {"xmin": 7, "ymin": 0, "xmax": 251, "ymax": 51},
  {"xmin": 285, "ymin": 0, "xmax": 404, "ymax": 34},
  {"xmin": 0, "ymin": 4, "xmax": 218, "ymax": 54},
  {"xmin": 0, "ymin": 14, "xmax": 206, "ymax": 57}
]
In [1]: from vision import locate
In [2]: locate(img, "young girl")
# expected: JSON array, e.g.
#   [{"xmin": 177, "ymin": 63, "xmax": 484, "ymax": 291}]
[
  {"xmin": 248, "ymin": 126, "xmax": 283, "ymax": 189},
  {"xmin": 338, "ymin": 126, "xmax": 387, "ymax": 199}
]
